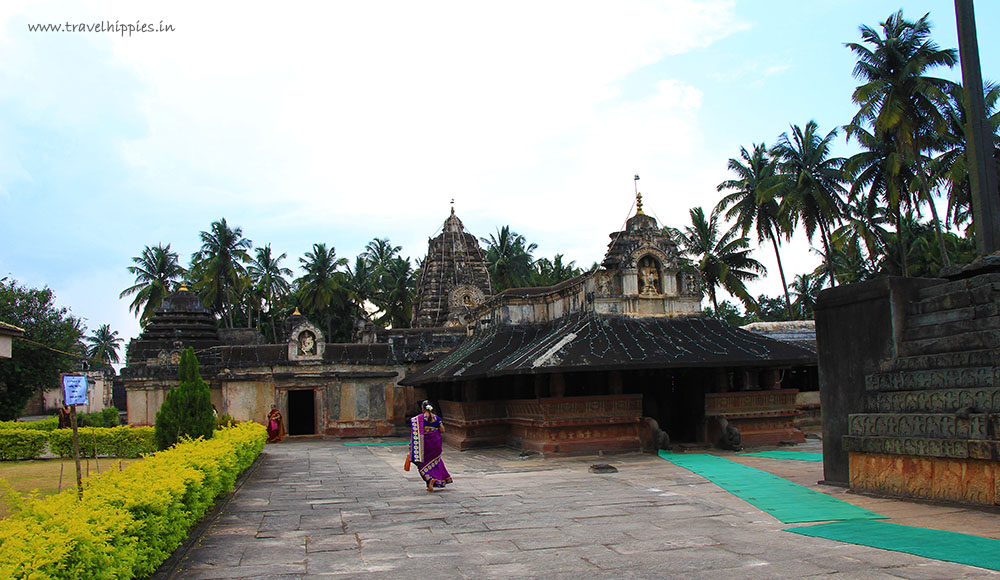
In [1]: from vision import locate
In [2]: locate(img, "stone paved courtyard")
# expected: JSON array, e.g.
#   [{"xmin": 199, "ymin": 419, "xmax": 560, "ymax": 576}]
[{"xmin": 157, "ymin": 439, "xmax": 1000, "ymax": 579}]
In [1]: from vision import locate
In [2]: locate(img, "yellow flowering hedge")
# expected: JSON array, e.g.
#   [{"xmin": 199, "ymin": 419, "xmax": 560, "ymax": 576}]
[
  {"xmin": 48, "ymin": 426, "xmax": 156, "ymax": 459},
  {"xmin": 0, "ymin": 426, "xmax": 156, "ymax": 461},
  {"xmin": 0, "ymin": 421, "xmax": 266, "ymax": 579},
  {"xmin": 0, "ymin": 418, "xmax": 58, "ymax": 431}
]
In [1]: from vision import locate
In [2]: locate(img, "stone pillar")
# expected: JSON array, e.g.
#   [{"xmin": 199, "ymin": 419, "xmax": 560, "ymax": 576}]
[
  {"xmin": 743, "ymin": 369, "xmax": 759, "ymax": 391},
  {"xmin": 713, "ymin": 368, "xmax": 729, "ymax": 393},
  {"xmin": 622, "ymin": 268, "xmax": 639, "ymax": 296},
  {"xmin": 462, "ymin": 380, "xmax": 480, "ymax": 402},
  {"xmin": 534, "ymin": 375, "xmax": 548, "ymax": 398},
  {"xmin": 761, "ymin": 369, "xmax": 782, "ymax": 390},
  {"xmin": 662, "ymin": 273, "xmax": 677, "ymax": 295},
  {"xmin": 609, "ymin": 371, "xmax": 623, "ymax": 395},
  {"xmin": 549, "ymin": 373, "xmax": 566, "ymax": 398}
]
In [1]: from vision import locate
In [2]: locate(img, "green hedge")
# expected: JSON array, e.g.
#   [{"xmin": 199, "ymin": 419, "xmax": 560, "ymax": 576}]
[
  {"xmin": 0, "ymin": 417, "xmax": 59, "ymax": 431},
  {"xmin": 0, "ymin": 429, "xmax": 50, "ymax": 460},
  {"xmin": 77, "ymin": 408, "xmax": 121, "ymax": 428},
  {"xmin": 0, "ymin": 421, "xmax": 267, "ymax": 579}
]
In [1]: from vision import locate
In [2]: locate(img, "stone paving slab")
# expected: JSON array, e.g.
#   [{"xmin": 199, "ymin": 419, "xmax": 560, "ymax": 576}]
[{"xmin": 161, "ymin": 438, "xmax": 1000, "ymax": 579}]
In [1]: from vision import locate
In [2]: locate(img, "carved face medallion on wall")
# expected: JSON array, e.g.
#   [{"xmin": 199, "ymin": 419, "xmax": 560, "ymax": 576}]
[
  {"xmin": 288, "ymin": 322, "xmax": 324, "ymax": 361},
  {"xmin": 449, "ymin": 284, "xmax": 485, "ymax": 311}
]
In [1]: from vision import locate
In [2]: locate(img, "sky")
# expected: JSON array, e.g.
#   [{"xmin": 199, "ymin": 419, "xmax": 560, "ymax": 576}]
[{"xmin": 1, "ymin": 1, "xmax": 998, "ymax": 351}]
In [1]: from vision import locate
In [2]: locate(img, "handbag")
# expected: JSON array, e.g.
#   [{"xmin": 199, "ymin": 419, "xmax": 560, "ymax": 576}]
[{"xmin": 404, "ymin": 453, "xmax": 411, "ymax": 471}]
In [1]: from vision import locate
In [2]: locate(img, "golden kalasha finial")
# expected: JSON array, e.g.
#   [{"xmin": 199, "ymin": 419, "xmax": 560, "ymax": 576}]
[
  {"xmin": 636, "ymin": 192, "xmax": 644, "ymax": 215},
  {"xmin": 292, "ymin": 307, "xmax": 301, "ymax": 316},
  {"xmin": 178, "ymin": 282, "xmax": 189, "ymax": 292}
]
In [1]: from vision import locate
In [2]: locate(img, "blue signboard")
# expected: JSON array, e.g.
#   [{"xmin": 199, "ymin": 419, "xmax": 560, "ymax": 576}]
[{"xmin": 62, "ymin": 375, "xmax": 88, "ymax": 406}]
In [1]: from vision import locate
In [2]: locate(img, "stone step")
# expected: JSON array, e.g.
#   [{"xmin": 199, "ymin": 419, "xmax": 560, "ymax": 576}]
[
  {"xmin": 896, "ymin": 329, "xmax": 1000, "ymax": 358},
  {"xmin": 902, "ymin": 311, "xmax": 1000, "ymax": 342},
  {"xmin": 880, "ymin": 348, "xmax": 1000, "ymax": 372},
  {"xmin": 865, "ymin": 367, "xmax": 997, "ymax": 392},
  {"xmin": 843, "ymin": 434, "xmax": 999, "ymax": 460},
  {"xmin": 913, "ymin": 272, "xmax": 1000, "ymax": 302},
  {"xmin": 865, "ymin": 387, "xmax": 1000, "ymax": 413},
  {"xmin": 908, "ymin": 285, "xmax": 1000, "ymax": 317},
  {"xmin": 847, "ymin": 412, "xmax": 997, "ymax": 440}
]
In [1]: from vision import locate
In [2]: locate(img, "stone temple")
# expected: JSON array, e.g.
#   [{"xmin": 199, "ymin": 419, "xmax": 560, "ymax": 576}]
[
  {"xmin": 122, "ymin": 198, "xmax": 817, "ymax": 454},
  {"xmin": 402, "ymin": 195, "xmax": 817, "ymax": 454}
]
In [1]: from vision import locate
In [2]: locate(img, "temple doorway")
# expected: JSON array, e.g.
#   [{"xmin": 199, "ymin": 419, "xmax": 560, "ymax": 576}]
[{"xmin": 287, "ymin": 389, "xmax": 316, "ymax": 435}]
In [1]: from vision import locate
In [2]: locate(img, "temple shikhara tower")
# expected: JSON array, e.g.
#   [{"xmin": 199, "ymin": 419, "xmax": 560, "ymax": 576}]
[{"xmin": 411, "ymin": 208, "xmax": 493, "ymax": 328}]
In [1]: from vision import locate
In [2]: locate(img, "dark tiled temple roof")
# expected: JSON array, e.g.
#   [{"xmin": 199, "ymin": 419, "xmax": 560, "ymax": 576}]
[{"xmin": 401, "ymin": 313, "xmax": 816, "ymax": 385}]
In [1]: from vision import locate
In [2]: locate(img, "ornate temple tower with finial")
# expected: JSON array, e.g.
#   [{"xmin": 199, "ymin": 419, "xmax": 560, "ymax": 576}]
[
  {"xmin": 595, "ymin": 190, "xmax": 701, "ymax": 311},
  {"xmin": 411, "ymin": 207, "xmax": 493, "ymax": 328}
]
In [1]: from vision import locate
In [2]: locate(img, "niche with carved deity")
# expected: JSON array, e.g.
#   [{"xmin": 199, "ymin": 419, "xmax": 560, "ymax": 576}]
[{"xmin": 637, "ymin": 255, "xmax": 662, "ymax": 296}]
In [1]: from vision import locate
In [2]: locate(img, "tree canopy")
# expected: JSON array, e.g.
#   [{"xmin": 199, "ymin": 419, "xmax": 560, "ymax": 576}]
[{"xmin": 0, "ymin": 279, "xmax": 84, "ymax": 420}]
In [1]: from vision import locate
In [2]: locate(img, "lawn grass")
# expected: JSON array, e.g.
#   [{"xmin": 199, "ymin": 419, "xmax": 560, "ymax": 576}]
[{"xmin": 0, "ymin": 457, "xmax": 138, "ymax": 518}]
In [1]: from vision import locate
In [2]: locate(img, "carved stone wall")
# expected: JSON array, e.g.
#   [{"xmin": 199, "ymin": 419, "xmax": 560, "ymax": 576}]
[
  {"xmin": 440, "ymin": 395, "xmax": 643, "ymax": 455},
  {"xmin": 705, "ymin": 390, "xmax": 804, "ymax": 446},
  {"xmin": 841, "ymin": 273, "xmax": 1000, "ymax": 506}
]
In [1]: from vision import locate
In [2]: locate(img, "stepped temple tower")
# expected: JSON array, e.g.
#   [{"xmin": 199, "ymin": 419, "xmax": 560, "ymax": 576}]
[{"xmin": 411, "ymin": 207, "xmax": 493, "ymax": 328}]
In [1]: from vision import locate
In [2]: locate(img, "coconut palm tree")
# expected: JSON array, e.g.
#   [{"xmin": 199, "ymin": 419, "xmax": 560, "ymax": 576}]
[
  {"xmin": 84, "ymin": 324, "xmax": 123, "ymax": 371},
  {"xmin": 790, "ymin": 273, "xmax": 825, "ymax": 319},
  {"xmin": 344, "ymin": 256, "xmax": 377, "ymax": 322},
  {"xmin": 481, "ymin": 226, "xmax": 538, "ymax": 291},
  {"xmin": 248, "ymin": 245, "xmax": 292, "ymax": 343},
  {"xmin": 676, "ymin": 207, "xmax": 765, "ymax": 314},
  {"xmin": 296, "ymin": 243, "xmax": 348, "ymax": 338},
  {"xmin": 362, "ymin": 238, "xmax": 402, "ymax": 271},
  {"xmin": 716, "ymin": 143, "xmax": 793, "ymax": 317},
  {"xmin": 190, "ymin": 218, "xmax": 252, "ymax": 328},
  {"xmin": 846, "ymin": 10, "xmax": 958, "ymax": 273},
  {"xmin": 933, "ymin": 82, "xmax": 1000, "ymax": 234},
  {"xmin": 532, "ymin": 254, "xmax": 582, "ymax": 286},
  {"xmin": 120, "ymin": 243, "xmax": 186, "ymax": 327},
  {"xmin": 371, "ymin": 256, "xmax": 415, "ymax": 329},
  {"xmin": 772, "ymin": 121, "xmax": 849, "ymax": 287}
]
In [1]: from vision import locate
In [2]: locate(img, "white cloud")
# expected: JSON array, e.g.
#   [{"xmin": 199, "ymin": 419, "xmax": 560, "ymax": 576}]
[{"xmin": 2, "ymin": 0, "xmax": 754, "ymax": 340}]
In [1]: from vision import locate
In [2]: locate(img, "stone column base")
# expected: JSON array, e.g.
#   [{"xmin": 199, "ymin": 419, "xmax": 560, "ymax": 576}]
[{"xmin": 850, "ymin": 452, "xmax": 999, "ymax": 506}]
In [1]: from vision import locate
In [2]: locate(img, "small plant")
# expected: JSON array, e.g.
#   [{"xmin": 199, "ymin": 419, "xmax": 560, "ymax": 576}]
[
  {"xmin": 214, "ymin": 413, "xmax": 237, "ymax": 430},
  {"xmin": 154, "ymin": 348, "xmax": 215, "ymax": 450},
  {"xmin": 77, "ymin": 408, "xmax": 121, "ymax": 428}
]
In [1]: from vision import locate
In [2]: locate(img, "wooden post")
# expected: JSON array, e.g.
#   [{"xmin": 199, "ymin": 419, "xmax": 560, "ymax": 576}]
[{"xmin": 70, "ymin": 405, "xmax": 82, "ymax": 500}]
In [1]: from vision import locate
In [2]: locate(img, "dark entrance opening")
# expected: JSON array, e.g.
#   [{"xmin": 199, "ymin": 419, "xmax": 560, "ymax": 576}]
[{"xmin": 287, "ymin": 389, "xmax": 316, "ymax": 435}]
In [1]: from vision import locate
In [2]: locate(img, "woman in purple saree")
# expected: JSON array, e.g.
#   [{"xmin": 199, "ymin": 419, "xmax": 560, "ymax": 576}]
[{"xmin": 409, "ymin": 401, "xmax": 453, "ymax": 492}]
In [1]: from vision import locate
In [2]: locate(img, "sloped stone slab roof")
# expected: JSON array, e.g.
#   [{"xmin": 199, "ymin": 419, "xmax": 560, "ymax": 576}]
[{"xmin": 401, "ymin": 313, "xmax": 816, "ymax": 385}]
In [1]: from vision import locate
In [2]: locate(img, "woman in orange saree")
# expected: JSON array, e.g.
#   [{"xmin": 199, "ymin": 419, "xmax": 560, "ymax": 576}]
[{"xmin": 266, "ymin": 404, "xmax": 286, "ymax": 442}]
